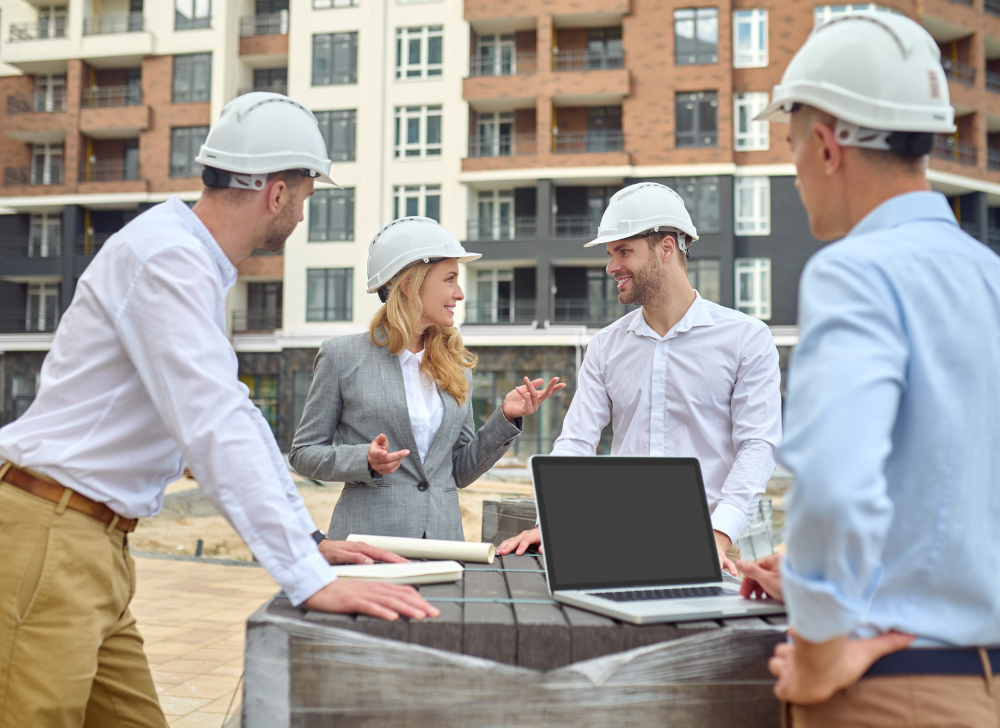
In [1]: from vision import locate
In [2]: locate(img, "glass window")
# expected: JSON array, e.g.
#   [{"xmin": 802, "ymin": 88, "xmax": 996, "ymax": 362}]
[
  {"xmin": 170, "ymin": 126, "xmax": 209, "ymax": 177},
  {"xmin": 475, "ymin": 33, "xmax": 516, "ymax": 76},
  {"xmin": 734, "ymin": 92, "xmax": 769, "ymax": 151},
  {"xmin": 238, "ymin": 374, "xmax": 280, "ymax": 438},
  {"xmin": 394, "ymin": 105, "xmax": 442, "ymax": 158},
  {"xmin": 733, "ymin": 10, "xmax": 767, "ymax": 68},
  {"xmin": 472, "ymin": 111, "xmax": 513, "ymax": 157},
  {"xmin": 175, "ymin": 0, "xmax": 211, "ymax": 30},
  {"xmin": 674, "ymin": 8, "xmax": 718, "ymax": 65},
  {"xmin": 26, "ymin": 282, "xmax": 59, "ymax": 332},
  {"xmin": 670, "ymin": 176, "xmax": 720, "ymax": 233},
  {"xmin": 735, "ymin": 176, "xmax": 771, "ymax": 235},
  {"xmin": 475, "ymin": 189, "xmax": 514, "ymax": 239},
  {"xmin": 31, "ymin": 142, "xmax": 63, "ymax": 185},
  {"xmin": 393, "ymin": 184, "xmax": 441, "ymax": 221},
  {"xmin": 306, "ymin": 268, "xmax": 353, "ymax": 321},
  {"xmin": 314, "ymin": 110, "xmax": 356, "ymax": 162},
  {"xmin": 814, "ymin": 3, "xmax": 896, "ymax": 26},
  {"xmin": 37, "ymin": 5, "xmax": 67, "ymax": 39},
  {"xmin": 172, "ymin": 53, "xmax": 212, "ymax": 102},
  {"xmin": 735, "ymin": 258, "xmax": 771, "ymax": 320},
  {"xmin": 686, "ymin": 258, "xmax": 721, "ymax": 303},
  {"xmin": 12, "ymin": 371, "xmax": 40, "ymax": 420},
  {"xmin": 313, "ymin": 32, "xmax": 358, "ymax": 85},
  {"xmin": 314, "ymin": 0, "xmax": 359, "ymax": 7},
  {"xmin": 395, "ymin": 26, "xmax": 443, "ymax": 80},
  {"xmin": 253, "ymin": 67, "xmax": 287, "ymax": 93},
  {"xmin": 309, "ymin": 188, "xmax": 355, "ymax": 241},
  {"xmin": 675, "ymin": 91, "xmax": 718, "ymax": 148},
  {"xmin": 29, "ymin": 213, "xmax": 61, "ymax": 257}
]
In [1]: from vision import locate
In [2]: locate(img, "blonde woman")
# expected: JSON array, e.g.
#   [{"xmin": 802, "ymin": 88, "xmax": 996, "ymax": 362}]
[{"xmin": 290, "ymin": 217, "xmax": 564, "ymax": 541}]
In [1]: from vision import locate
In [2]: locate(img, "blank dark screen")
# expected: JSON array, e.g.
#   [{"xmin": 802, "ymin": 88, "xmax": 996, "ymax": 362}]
[{"xmin": 534, "ymin": 458, "xmax": 721, "ymax": 591}]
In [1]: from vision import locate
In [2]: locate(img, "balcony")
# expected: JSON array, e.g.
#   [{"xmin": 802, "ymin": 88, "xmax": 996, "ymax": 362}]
[
  {"xmin": 552, "ymin": 298, "xmax": 636, "ymax": 324},
  {"xmin": 232, "ymin": 309, "xmax": 282, "ymax": 333},
  {"xmin": 0, "ymin": 309, "xmax": 58, "ymax": 334},
  {"xmin": 3, "ymin": 163, "xmax": 64, "ymax": 187},
  {"xmin": 0, "ymin": 237, "xmax": 62, "ymax": 258},
  {"xmin": 554, "ymin": 214, "xmax": 602, "ymax": 239},
  {"xmin": 988, "ymin": 227, "xmax": 1000, "ymax": 255},
  {"xmin": 553, "ymin": 130, "xmax": 623, "ymax": 154},
  {"xmin": 6, "ymin": 90, "xmax": 66, "ymax": 114},
  {"xmin": 83, "ymin": 13, "xmax": 145, "ymax": 35},
  {"xmin": 8, "ymin": 20, "xmax": 67, "ymax": 42},
  {"xmin": 81, "ymin": 85, "xmax": 141, "ymax": 107},
  {"xmin": 76, "ymin": 233, "xmax": 114, "ymax": 256},
  {"xmin": 79, "ymin": 160, "xmax": 139, "ymax": 182},
  {"xmin": 942, "ymin": 58, "xmax": 975, "ymax": 86},
  {"xmin": 240, "ymin": 11, "xmax": 289, "ymax": 37},
  {"xmin": 990, "ymin": 147, "xmax": 1000, "ymax": 171},
  {"xmin": 464, "ymin": 300, "xmax": 536, "ymax": 324},
  {"xmin": 553, "ymin": 49, "xmax": 624, "ymax": 72},
  {"xmin": 466, "ymin": 217, "xmax": 537, "ymax": 241},
  {"xmin": 469, "ymin": 52, "xmax": 537, "ymax": 77},
  {"xmin": 467, "ymin": 134, "xmax": 537, "ymax": 158},
  {"xmin": 237, "ymin": 84, "xmax": 287, "ymax": 96},
  {"xmin": 933, "ymin": 136, "xmax": 977, "ymax": 166}
]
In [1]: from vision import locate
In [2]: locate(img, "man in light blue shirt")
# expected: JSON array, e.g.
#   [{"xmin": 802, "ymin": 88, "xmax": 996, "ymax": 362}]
[{"xmin": 741, "ymin": 12, "xmax": 1000, "ymax": 724}]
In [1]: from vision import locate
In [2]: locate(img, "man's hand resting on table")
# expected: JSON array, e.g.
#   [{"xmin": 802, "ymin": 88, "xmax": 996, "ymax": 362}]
[
  {"xmin": 304, "ymin": 580, "xmax": 440, "ymax": 622},
  {"xmin": 714, "ymin": 530, "xmax": 738, "ymax": 576},
  {"xmin": 497, "ymin": 526, "xmax": 542, "ymax": 556},
  {"xmin": 738, "ymin": 552, "xmax": 783, "ymax": 601},
  {"xmin": 319, "ymin": 539, "xmax": 409, "ymax": 565}
]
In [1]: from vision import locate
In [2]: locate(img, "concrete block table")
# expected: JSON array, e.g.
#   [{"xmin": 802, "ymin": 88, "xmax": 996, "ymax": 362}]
[{"xmin": 243, "ymin": 554, "xmax": 786, "ymax": 728}]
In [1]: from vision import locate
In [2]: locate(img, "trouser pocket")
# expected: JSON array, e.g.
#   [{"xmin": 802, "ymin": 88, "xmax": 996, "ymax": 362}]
[{"xmin": 16, "ymin": 527, "xmax": 50, "ymax": 622}]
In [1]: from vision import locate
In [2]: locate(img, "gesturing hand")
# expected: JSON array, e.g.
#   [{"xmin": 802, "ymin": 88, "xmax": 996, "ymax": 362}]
[
  {"xmin": 501, "ymin": 377, "xmax": 567, "ymax": 422},
  {"xmin": 368, "ymin": 433, "xmax": 409, "ymax": 475}
]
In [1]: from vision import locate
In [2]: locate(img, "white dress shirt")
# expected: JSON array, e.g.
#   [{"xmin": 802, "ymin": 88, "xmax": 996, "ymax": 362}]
[
  {"xmin": 397, "ymin": 348, "xmax": 444, "ymax": 462},
  {"xmin": 552, "ymin": 293, "xmax": 782, "ymax": 542},
  {"xmin": 0, "ymin": 197, "xmax": 333, "ymax": 606}
]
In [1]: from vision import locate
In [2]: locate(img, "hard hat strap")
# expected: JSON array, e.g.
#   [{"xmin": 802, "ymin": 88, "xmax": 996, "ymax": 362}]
[{"xmin": 227, "ymin": 172, "xmax": 270, "ymax": 191}]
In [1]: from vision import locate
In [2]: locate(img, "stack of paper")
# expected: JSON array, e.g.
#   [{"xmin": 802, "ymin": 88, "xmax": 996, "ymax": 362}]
[{"xmin": 329, "ymin": 560, "xmax": 463, "ymax": 585}]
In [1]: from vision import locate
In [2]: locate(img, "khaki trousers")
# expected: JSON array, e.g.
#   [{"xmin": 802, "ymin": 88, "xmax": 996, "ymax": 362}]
[
  {"xmin": 0, "ymin": 482, "xmax": 167, "ymax": 728},
  {"xmin": 785, "ymin": 674, "xmax": 1000, "ymax": 727}
]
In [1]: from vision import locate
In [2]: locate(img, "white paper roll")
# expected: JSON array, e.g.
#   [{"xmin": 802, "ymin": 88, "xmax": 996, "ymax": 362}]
[{"xmin": 346, "ymin": 534, "xmax": 496, "ymax": 564}]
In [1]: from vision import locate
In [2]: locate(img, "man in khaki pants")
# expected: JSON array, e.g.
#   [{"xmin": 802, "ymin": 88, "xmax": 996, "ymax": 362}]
[
  {"xmin": 0, "ymin": 93, "xmax": 436, "ymax": 727},
  {"xmin": 739, "ymin": 13, "xmax": 1000, "ymax": 726}
]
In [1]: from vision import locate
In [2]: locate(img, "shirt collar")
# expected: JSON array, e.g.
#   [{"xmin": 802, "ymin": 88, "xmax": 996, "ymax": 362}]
[
  {"xmin": 847, "ymin": 191, "xmax": 957, "ymax": 240},
  {"xmin": 170, "ymin": 196, "xmax": 238, "ymax": 289},
  {"xmin": 398, "ymin": 348, "xmax": 425, "ymax": 367},
  {"xmin": 627, "ymin": 291, "xmax": 715, "ymax": 341}
]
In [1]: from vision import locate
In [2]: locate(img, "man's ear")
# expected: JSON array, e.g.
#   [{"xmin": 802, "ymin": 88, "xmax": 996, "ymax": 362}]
[
  {"xmin": 661, "ymin": 234, "xmax": 678, "ymax": 264},
  {"xmin": 265, "ymin": 178, "xmax": 288, "ymax": 214},
  {"xmin": 813, "ymin": 122, "xmax": 844, "ymax": 176}
]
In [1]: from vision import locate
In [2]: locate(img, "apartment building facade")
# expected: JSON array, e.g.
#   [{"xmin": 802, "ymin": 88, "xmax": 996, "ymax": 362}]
[{"xmin": 1, "ymin": 0, "xmax": 999, "ymax": 457}]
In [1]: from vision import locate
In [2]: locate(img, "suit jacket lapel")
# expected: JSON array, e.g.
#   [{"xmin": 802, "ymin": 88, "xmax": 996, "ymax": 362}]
[
  {"xmin": 376, "ymin": 349, "xmax": 422, "ymax": 465},
  {"xmin": 424, "ymin": 387, "xmax": 460, "ymax": 470}
]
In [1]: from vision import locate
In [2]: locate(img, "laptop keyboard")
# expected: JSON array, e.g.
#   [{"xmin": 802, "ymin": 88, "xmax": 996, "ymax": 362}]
[{"xmin": 587, "ymin": 586, "xmax": 727, "ymax": 602}]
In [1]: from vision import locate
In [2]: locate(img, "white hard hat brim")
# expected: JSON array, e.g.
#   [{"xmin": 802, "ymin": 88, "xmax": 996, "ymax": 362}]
[
  {"xmin": 584, "ymin": 222, "xmax": 700, "ymax": 248},
  {"xmin": 365, "ymin": 252, "xmax": 482, "ymax": 293}
]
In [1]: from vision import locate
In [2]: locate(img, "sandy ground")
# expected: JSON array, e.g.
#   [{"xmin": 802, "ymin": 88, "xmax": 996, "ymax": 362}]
[{"xmin": 131, "ymin": 474, "xmax": 533, "ymax": 561}]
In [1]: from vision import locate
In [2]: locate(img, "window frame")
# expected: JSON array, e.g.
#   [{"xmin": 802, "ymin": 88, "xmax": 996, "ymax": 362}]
[
  {"xmin": 314, "ymin": 109, "xmax": 357, "ymax": 162},
  {"xmin": 733, "ymin": 9, "xmax": 767, "ymax": 68},
  {"xmin": 306, "ymin": 268, "xmax": 354, "ymax": 322},
  {"xmin": 313, "ymin": 0, "xmax": 359, "ymax": 7},
  {"xmin": 675, "ymin": 91, "xmax": 719, "ymax": 148},
  {"xmin": 172, "ymin": 53, "xmax": 212, "ymax": 103},
  {"xmin": 170, "ymin": 126, "xmax": 209, "ymax": 177},
  {"xmin": 312, "ymin": 32, "xmax": 359, "ymax": 86},
  {"xmin": 395, "ymin": 26, "xmax": 444, "ymax": 80},
  {"xmin": 394, "ymin": 105, "xmax": 443, "ymax": 158},
  {"xmin": 308, "ymin": 188, "xmax": 355, "ymax": 241},
  {"xmin": 735, "ymin": 176, "xmax": 771, "ymax": 236},
  {"xmin": 734, "ymin": 92, "xmax": 770, "ymax": 151},
  {"xmin": 734, "ymin": 257, "xmax": 771, "ymax": 320},
  {"xmin": 674, "ymin": 7, "xmax": 719, "ymax": 66},
  {"xmin": 686, "ymin": 257, "xmax": 721, "ymax": 303},
  {"xmin": 393, "ymin": 184, "xmax": 442, "ymax": 221},
  {"xmin": 175, "ymin": 0, "xmax": 212, "ymax": 30},
  {"xmin": 813, "ymin": 3, "xmax": 895, "ymax": 27}
]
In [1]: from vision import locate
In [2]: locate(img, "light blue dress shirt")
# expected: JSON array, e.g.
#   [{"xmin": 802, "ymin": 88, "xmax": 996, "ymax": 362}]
[{"xmin": 781, "ymin": 191, "xmax": 1000, "ymax": 646}]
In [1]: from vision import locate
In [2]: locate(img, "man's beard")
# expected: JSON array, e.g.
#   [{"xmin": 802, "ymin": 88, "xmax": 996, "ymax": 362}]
[
  {"xmin": 261, "ymin": 200, "xmax": 299, "ymax": 252},
  {"xmin": 617, "ymin": 256, "xmax": 664, "ymax": 307}
]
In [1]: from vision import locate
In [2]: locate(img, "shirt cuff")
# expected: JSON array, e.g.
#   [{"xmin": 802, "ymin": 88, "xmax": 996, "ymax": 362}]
[
  {"xmin": 710, "ymin": 502, "xmax": 748, "ymax": 544},
  {"xmin": 781, "ymin": 559, "xmax": 873, "ymax": 643},
  {"xmin": 281, "ymin": 549, "xmax": 337, "ymax": 607}
]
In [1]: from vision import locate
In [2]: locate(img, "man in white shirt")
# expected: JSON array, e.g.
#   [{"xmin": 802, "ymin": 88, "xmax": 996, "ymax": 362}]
[
  {"xmin": 0, "ymin": 94, "xmax": 435, "ymax": 727},
  {"xmin": 498, "ymin": 183, "xmax": 782, "ymax": 574}
]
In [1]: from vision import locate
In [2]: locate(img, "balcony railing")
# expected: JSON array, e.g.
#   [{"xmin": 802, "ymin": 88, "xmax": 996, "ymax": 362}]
[
  {"xmin": 0, "ymin": 237, "xmax": 62, "ymax": 258},
  {"xmin": 240, "ymin": 11, "xmax": 289, "ymax": 37},
  {"xmin": 552, "ymin": 298, "xmax": 636, "ymax": 324},
  {"xmin": 464, "ymin": 300, "xmax": 536, "ymax": 325},
  {"xmin": 76, "ymin": 233, "xmax": 114, "ymax": 256},
  {"xmin": 553, "ymin": 49, "xmax": 624, "ymax": 71},
  {"xmin": 989, "ymin": 147, "xmax": 1000, "ymax": 171},
  {"xmin": 988, "ymin": 70, "xmax": 1000, "ymax": 94},
  {"xmin": 81, "ymin": 85, "xmax": 142, "ymax": 107},
  {"xmin": 933, "ymin": 136, "xmax": 977, "ymax": 166},
  {"xmin": 941, "ymin": 58, "xmax": 975, "ymax": 86},
  {"xmin": 469, "ymin": 52, "xmax": 537, "ymax": 77},
  {"xmin": 0, "ymin": 309, "xmax": 59, "ymax": 334},
  {"xmin": 553, "ymin": 130, "xmax": 624, "ymax": 154},
  {"xmin": 6, "ymin": 91, "xmax": 66, "ymax": 114},
  {"xmin": 8, "ymin": 20, "xmax": 67, "ymax": 42},
  {"xmin": 467, "ymin": 133, "xmax": 537, "ymax": 158},
  {"xmin": 3, "ymin": 163, "xmax": 64, "ymax": 187},
  {"xmin": 988, "ymin": 0, "xmax": 1000, "ymax": 15},
  {"xmin": 237, "ymin": 85, "xmax": 288, "ymax": 96},
  {"xmin": 554, "ymin": 214, "xmax": 603, "ymax": 239},
  {"xmin": 466, "ymin": 217, "xmax": 537, "ymax": 241},
  {"xmin": 83, "ymin": 13, "xmax": 145, "ymax": 35},
  {"xmin": 232, "ymin": 309, "xmax": 283, "ymax": 333},
  {"xmin": 79, "ymin": 160, "xmax": 139, "ymax": 182}
]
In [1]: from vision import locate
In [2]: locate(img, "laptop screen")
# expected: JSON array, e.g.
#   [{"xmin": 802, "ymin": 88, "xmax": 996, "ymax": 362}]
[{"xmin": 532, "ymin": 456, "xmax": 723, "ymax": 592}]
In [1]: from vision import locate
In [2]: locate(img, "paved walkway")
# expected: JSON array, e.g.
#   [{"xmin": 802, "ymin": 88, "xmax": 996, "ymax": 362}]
[{"xmin": 131, "ymin": 556, "xmax": 278, "ymax": 726}]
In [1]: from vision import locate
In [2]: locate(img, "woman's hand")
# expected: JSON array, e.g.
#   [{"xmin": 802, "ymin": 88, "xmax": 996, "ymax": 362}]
[
  {"xmin": 501, "ymin": 377, "xmax": 567, "ymax": 422},
  {"xmin": 368, "ymin": 433, "xmax": 409, "ymax": 475}
]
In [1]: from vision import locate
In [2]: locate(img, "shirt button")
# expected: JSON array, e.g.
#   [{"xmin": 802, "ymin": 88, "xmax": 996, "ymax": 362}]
[{"xmin": 417, "ymin": 481, "xmax": 429, "ymax": 492}]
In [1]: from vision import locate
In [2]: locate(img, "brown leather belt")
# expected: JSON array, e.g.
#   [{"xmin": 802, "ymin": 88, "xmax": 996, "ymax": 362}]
[{"xmin": 0, "ymin": 461, "xmax": 138, "ymax": 533}]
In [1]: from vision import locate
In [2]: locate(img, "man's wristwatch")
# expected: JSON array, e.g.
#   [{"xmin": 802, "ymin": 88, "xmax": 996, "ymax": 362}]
[{"xmin": 311, "ymin": 530, "xmax": 327, "ymax": 545}]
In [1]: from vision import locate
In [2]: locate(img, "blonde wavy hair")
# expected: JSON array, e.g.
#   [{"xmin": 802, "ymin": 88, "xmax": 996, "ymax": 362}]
[{"xmin": 369, "ymin": 261, "xmax": 478, "ymax": 405}]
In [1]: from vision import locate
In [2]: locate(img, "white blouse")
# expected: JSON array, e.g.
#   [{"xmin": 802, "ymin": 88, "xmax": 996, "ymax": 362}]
[{"xmin": 397, "ymin": 348, "xmax": 444, "ymax": 462}]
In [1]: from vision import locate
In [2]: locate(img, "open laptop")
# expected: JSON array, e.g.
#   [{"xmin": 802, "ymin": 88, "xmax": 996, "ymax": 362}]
[{"xmin": 532, "ymin": 455, "xmax": 785, "ymax": 624}]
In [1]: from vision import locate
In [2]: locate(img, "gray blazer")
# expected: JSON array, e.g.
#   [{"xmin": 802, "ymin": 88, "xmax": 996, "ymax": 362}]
[{"xmin": 289, "ymin": 333, "xmax": 522, "ymax": 541}]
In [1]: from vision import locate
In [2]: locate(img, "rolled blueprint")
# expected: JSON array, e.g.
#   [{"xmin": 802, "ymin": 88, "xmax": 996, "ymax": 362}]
[{"xmin": 347, "ymin": 534, "xmax": 496, "ymax": 564}]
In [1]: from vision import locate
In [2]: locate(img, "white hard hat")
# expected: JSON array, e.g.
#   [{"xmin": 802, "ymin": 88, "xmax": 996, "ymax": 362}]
[
  {"xmin": 195, "ymin": 92, "xmax": 337, "ymax": 190},
  {"xmin": 366, "ymin": 217, "xmax": 482, "ymax": 294},
  {"xmin": 755, "ymin": 12, "xmax": 956, "ymax": 151},
  {"xmin": 585, "ymin": 183, "xmax": 699, "ymax": 251}
]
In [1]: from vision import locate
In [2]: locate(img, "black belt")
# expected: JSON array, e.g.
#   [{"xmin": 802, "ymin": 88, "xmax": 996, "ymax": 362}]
[{"xmin": 864, "ymin": 647, "xmax": 1000, "ymax": 678}]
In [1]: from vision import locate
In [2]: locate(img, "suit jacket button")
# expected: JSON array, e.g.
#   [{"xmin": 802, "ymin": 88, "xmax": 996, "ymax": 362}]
[{"xmin": 417, "ymin": 481, "xmax": 429, "ymax": 492}]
